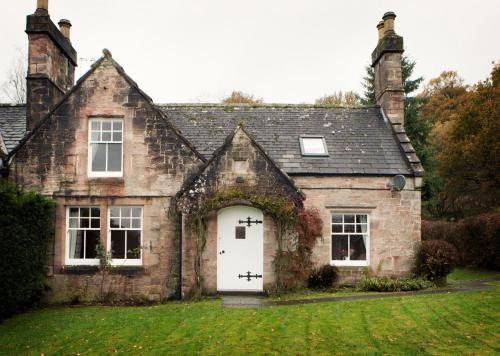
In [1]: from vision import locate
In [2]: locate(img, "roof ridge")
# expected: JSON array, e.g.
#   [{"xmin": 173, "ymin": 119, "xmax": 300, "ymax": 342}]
[{"xmin": 157, "ymin": 103, "xmax": 380, "ymax": 109}]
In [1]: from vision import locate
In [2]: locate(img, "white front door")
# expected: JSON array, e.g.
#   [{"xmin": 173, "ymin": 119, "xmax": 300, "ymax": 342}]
[{"xmin": 217, "ymin": 206, "xmax": 264, "ymax": 292}]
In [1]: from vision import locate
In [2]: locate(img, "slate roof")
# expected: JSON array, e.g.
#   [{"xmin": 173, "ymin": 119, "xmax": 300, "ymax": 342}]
[
  {"xmin": 159, "ymin": 104, "xmax": 414, "ymax": 176},
  {"xmin": 0, "ymin": 101, "xmax": 417, "ymax": 176},
  {"xmin": 0, "ymin": 104, "xmax": 26, "ymax": 154}
]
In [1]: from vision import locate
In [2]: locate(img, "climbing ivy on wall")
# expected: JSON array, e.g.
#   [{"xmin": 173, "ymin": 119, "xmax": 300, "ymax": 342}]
[{"xmin": 179, "ymin": 188, "xmax": 323, "ymax": 295}]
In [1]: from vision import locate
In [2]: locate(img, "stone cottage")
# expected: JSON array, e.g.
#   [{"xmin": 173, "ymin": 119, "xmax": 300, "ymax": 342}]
[{"xmin": 0, "ymin": 0, "xmax": 423, "ymax": 301}]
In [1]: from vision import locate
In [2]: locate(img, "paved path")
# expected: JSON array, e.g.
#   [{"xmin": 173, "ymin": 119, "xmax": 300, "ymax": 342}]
[{"xmin": 221, "ymin": 278, "xmax": 499, "ymax": 309}]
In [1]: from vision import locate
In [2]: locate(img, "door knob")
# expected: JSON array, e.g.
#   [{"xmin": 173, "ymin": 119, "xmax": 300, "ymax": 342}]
[{"xmin": 219, "ymin": 250, "xmax": 225, "ymax": 255}]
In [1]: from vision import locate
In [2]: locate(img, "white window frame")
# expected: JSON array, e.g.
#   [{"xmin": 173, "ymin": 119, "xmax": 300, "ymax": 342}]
[
  {"xmin": 299, "ymin": 135, "xmax": 329, "ymax": 156},
  {"xmin": 107, "ymin": 206, "xmax": 143, "ymax": 266},
  {"xmin": 65, "ymin": 206, "xmax": 101, "ymax": 266},
  {"xmin": 330, "ymin": 212, "xmax": 370, "ymax": 267},
  {"xmin": 88, "ymin": 118, "xmax": 123, "ymax": 178}
]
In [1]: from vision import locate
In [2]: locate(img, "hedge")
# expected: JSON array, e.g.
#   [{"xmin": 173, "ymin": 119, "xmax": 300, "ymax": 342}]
[
  {"xmin": 0, "ymin": 182, "xmax": 54, "ymax": 319},
  {"xmin": 422, "ymin": 213, "xmax": 500, "ymax": 270}
]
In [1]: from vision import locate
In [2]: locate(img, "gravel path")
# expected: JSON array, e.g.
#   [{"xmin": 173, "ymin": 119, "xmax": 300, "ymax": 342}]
[{"xmin": 221, "ymin": 278, "xmax": 499, "ymax": 309}]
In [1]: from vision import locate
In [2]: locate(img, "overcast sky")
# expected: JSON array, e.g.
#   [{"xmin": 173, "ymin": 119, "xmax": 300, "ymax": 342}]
[{"xmin": 1, "ymin": 0, "xmax": 499, "ymax": 103}]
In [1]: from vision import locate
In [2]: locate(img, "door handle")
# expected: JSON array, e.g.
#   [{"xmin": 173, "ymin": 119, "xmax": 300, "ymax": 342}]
[{"xmin": 219, "ymin": 250, "xmax": 225, "ymax": 255}]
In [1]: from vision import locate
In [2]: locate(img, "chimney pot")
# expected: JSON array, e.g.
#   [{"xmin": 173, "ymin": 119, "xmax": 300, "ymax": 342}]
[
  {"xmin": 58, "ymin": 19, "xmax": 72, "ymax": 40},
  {"xmin": 36, "ymin": 0, "xmax": 48, "ymax": 13},
  {"xmin": 382, "ymin": 11, "xmax": 396, "ymax": 33},
  {"xmin": 377, "ymin": 21, "xmax": 385, "ymax": 40}
]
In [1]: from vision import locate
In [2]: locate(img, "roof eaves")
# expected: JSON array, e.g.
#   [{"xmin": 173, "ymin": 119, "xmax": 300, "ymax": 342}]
[{"xmin": 380, "ymin": 107, "xmax": 424, "ymax": 177}]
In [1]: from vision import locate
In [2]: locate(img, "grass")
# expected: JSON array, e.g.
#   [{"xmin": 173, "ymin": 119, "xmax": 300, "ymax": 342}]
[
  {"xmin": 1, "ymin": 289, "xmax": 499, "ymax": 355},
  {"xmin": 448, "ymin": 267, "xmax": 500, "ymax": 281},
  {"xmin": 268, "ymin": 288, "xmax": 377, "ymax": 301}
]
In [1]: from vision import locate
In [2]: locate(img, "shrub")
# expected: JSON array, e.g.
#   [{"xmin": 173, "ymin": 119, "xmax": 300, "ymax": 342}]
[
  {"xmin": 357, "ymin": 276, "xmax": 432, "ymax": 292},
  {"xmin": 456, "ymin": 213, "xmax": 500, "ymax": 270},
  {"xmin": 307, "ymin": 265, "xmax": 339, "ymax": 289},
  {"xmin": 422, "ymin": 213, "xmax": 500, "ymax": 270},
  {"xmin": 0, "ymin": 183, "xmax": 54, "ymax": 320},
  {"xmin": 415, "ymin": 240, "xmax": 458, "ymax": 284}
]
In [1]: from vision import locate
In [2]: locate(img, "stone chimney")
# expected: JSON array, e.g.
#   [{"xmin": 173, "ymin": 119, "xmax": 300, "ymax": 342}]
[
  {"xmin": 25, "ymin": 0, "xmax": 77, "ymax": 131},
  {"xmin": 371, "ymin": 12, "xmax": 404, "ymax": 128}
]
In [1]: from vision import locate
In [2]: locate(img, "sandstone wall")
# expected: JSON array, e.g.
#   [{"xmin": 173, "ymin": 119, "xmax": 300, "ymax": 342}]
[{"xmin": 295, "ymin": 175, "xmax": 421, "ymax": 283}]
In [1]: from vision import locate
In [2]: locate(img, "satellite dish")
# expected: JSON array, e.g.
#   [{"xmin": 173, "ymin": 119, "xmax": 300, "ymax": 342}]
[{"xmin": 391, "ymin": 175, "xmax": 406, "ymax": 191}]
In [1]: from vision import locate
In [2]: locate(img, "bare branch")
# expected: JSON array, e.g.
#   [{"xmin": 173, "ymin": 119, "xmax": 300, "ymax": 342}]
[{"xmin": 1, "ymin": 50, "xmax": 27, "ymax": 104}]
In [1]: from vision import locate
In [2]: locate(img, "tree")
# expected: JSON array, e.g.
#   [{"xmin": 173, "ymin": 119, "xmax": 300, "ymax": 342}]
[
  {"xmin": 1, "ymin": 51, "xmax": 27, "ymax": 104},
  {"xmin": 361, "ymin": 54, "xmax": 423, "ymax": 105},
  {"xmin": 221, "ymin": 91, "xmax": 263, "ymax": 105},
  {"xmin": 432, "ymin": 63, "xmax": 500, "ymax": 216},
  {"xmin": 315, "ymin": 91, "xmax": 361, "ymax": 107}
]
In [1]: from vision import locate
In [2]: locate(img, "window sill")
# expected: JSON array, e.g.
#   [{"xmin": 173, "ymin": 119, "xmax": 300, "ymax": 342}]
[
  {"xmin": 62, "ymin": 265, "xmax": 99, "ymax": 274},
  {"xmin": 87, "ymin": 177, "xmax": 125, "ymax": 183},
  {"xmin": 330, "ymin": 261, "xmax": 368, "ymax": 267},
  {"xmin": 61, "ymin": 265, "xmax": 145, "ymax": 276}
]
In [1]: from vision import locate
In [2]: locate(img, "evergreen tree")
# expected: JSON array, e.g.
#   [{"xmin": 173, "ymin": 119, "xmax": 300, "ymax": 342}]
[{"xmin": 361, "ymin": 54, "xmax": 423, "ymax": 104}]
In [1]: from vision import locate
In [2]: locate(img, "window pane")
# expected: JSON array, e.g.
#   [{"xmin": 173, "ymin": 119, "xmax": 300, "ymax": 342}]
[
  {"xmin": 112, "ymin": 132, "xmax": 122, "ymax": 142},
  {"xmin": 110, "ymin": 217, "xmax": 120, "ymax": 229},
  {"xmin": 332, "ymin": 214, "xmax": 342, "ymax": 224},
  {"xmin": 302, "ymin": 138, "xmax": 326, "ymax": 155},
  {"xmin": 68, "ymin": 230, "xmax": 84, "ymax": 259},
  {"xmin": 121, "ymin": 218, "xmax": 131, "ymax": 229},
  {"xmin": 344, "ymin": 224, "xmax": 355, "ymax": 233},
  {"xmin": 80, "ymin": 218, "xmax": 90, "ymax": 228},
  {"xmin": 85, "ymin": 230, "xmax": 100, "ymax": 259},
  {"xmin": 91, "ymin": 132, "xmax": 100, "ymax": 141},
  {"xmin": 332, "ymin": 224, "xmax": 342, "ymax": 233},
  {"xmin": 113, "ymin": 121, "xmax": 122, "ymax": 131},
  {"xmin": 80, "ymin": 208, "xmax": 89, "ymax": 217},
  {"xmin": 356, "ymin": 215, "xmax": 367, "ymax": 224},
  {"xmin": 91, "ymin": 121, "xmax": 100, "ymax": 130},
  {"xmin": 69, "ymin": 208, "xmax": 79, "ymax": 217},
  {"xmin": 132, "ymin": 218, "xmax": 141, "ymax": 229},
  {"xmin": 91, "ymin": 208, "xmax": 100, "ymax": 217},
  {"xmin": 102, "ymin": 122, "xmax": 112, "ymax": 130},
  {"xmin": 107, "ymin": 143, "xmax": 122, "ymax": 172},
  {"xmin": 91, "ymin": 143, "xmax": 106, "ymax": 172},
  {"xmin": 91, "ymin": 218, "xmax": 100, "ymax": 228},
  {"xmin": 110, "ymin": 207, "xmax": 120, "ymax": 218},
  {"xmin": 132, "ymin": 207, "xmax": 141, "ymax": 217},
  {"xmin": 69, "ymin": 217, "xmax": 78, "ymax": 228},
  {"xmin": 102, "ymin": 132, "xmax": 112, "ymax": 141},
  {"xmin": 356, "ymin": 224, "xmax": 368, "ymax": 233},
  {"xmin": 332, "ymin": 235, "xmax": 348, "ymax": 260},
  {"xmin": 111, "ymin": 230, "xmax": 126, "ymax": 259},
  {"xmin": 344, "ymin": 215, "xmax": 355, "ymax": 223},
  {"xmin": 127, "ymin": 231, "xmax": 141, "ymax": 259},
  {"xmin": 350, "ymin": 235, "xmax": 367, "ymax": 261},
  {"xmin": 121, "ymin": 207, "xmax": 131, "ymax": 217}
]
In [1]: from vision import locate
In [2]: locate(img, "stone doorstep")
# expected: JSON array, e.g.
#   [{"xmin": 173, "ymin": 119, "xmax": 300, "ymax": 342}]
[{"xmin": 221, "ymin": 295, "xmax": 264, "ymax": 309}]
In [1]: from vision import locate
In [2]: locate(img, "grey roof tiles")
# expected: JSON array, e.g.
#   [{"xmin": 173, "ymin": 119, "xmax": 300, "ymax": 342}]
[
  {"xmin": 0, "ymin": 104, "xmax": 26, "ymax": 154},
  {"xmin": 159, "ymin": 104, "xmax": 413, "ymax": 175},
  {"xmin": 0, "ymin": 103, "xmax": 415, "ymax": 176}
]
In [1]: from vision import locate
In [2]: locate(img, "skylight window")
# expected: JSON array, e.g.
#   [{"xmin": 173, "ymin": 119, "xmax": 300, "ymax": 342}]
[{"xmin": 300, "ymin": 136, "xmax": 328, "ymax": 156}]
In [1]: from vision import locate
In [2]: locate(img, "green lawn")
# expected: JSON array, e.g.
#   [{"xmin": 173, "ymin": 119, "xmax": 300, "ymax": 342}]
[
  {"xmin": 448, "ymin": 267, "xmax": 500, "ymax": 281},
  {"xmin": 1, "ymin": 289, "xmax": 499, "ymax": 355}
]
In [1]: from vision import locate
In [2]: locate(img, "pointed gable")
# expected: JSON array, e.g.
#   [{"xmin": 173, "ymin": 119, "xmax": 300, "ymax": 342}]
[
  {"xmin": 178, "ymin": 124, "xmax": 304, "ymax": 207},
  {"xmin": 9, "ymin": 50, "xmax": 203, "ymax": 195}
]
